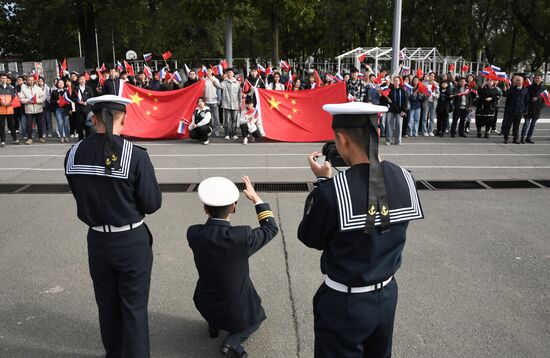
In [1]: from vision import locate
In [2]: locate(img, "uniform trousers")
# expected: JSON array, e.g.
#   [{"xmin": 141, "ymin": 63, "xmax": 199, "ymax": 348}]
[
  {"xmin": 87, "ymin": 224, "xmax": 153, "ymax": 358},
  {"xmin": 436, "ymin": 111, "xmax": 448, "ymax": 135},
  {"xmin": 222, "ymin": 320, "xmax": 263, "ymax": 354},
  {"xmin": 521, "ymin": 107, "xmax": 541, "ymax": 140},
  {"xmin": 313, "ymin": 278, "xmax": 398, "ymax": 358}
]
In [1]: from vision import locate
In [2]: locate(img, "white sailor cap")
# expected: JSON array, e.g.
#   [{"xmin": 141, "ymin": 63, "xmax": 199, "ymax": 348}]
[
  {"xmin": 88, "ymin": 95, "xmax": 132, "ymax": 112},
  {"xmin": 198, "ymin": 177, "xmax": 240, "ymax": 207},
  {"xmin": 323, "ymin": 102, "xmax": 388, "ymax": 128}
]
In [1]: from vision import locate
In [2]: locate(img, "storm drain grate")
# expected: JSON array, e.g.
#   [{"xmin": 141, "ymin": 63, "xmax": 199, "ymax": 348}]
[
  {"xmin": 20, "ymin": 184, "xmax": 71, "ymax": 194},
  {"xmin": 0, "ymin": 180, "xmax": 548, "ymax": 194},
  {"xmin": 159, "ymin": 183, "xmax": 192, "ymax": 192},
  {"xmin": 429, "ymin": 180, "xmax": 486, "ymax": 190},
  {"xmin": 483, "ymin": 180, "xmax": 540, "ymax": 189},
  {"xmin": 533, "ymin": 180, "xmax": 550, "ymax": 188}
]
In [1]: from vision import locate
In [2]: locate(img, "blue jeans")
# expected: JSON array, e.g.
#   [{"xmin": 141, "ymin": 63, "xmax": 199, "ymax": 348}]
[
  {"xmin": 55, "ymin": 109, "xmax": 70, "ymax": 138},
  {"xmin": 43, "ymin": 108, "xmax": 53, "ymax": 135},
  {"xmin": 223, "ymin": 320, "xmax": 262, "ymax": 353},
  {"xmin": 380, "ymin": 113, "xmax": 386, "ymax": 137},
  {"xmin": 20, "ymin": 114, "xmax": 27, "ymax": 139},
  {"xmin": 421, "ymin": 101, "xmax": 436, "ymax": 134},
  {"xmin": 408, "ymin": 108, "xmax": 421, "ymax": 136},
  {"xmin": 521, "ymin": 108, "xmax": 540, "ymax": 140},
  {"xmin": 386, "ymin": 112, "xmax": 403, "ymax": 145}
]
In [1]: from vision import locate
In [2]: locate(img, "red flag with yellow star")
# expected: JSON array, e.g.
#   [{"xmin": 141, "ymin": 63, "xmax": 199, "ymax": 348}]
[
  {"xmin": 121, "ymin": 81, "xmax": 205, "ymax": 139},
  {"xmin": 256, "ymin": 81, "xmax": 346, "ymax": 142}
]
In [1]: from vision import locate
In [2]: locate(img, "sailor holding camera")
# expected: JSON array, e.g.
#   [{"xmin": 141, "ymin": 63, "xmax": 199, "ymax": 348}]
[{"xmin": 297, "ymin": 102, "xmax": 424, "ymax": 358}]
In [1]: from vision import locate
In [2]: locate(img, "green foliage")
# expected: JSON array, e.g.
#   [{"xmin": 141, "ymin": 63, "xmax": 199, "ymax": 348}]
[{"xmin": 0, "ymin": 0, "xmax": 546, "ymax": 71}]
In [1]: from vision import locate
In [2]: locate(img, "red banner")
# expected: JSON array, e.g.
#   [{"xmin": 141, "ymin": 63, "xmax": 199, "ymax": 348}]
[
  {"xmin": 257, "ymin": 81, "xmax": 347, "ymax": 142},
  {"xmin": 121, "ymin": 81, "xmax": 205, "ymax": 139}
]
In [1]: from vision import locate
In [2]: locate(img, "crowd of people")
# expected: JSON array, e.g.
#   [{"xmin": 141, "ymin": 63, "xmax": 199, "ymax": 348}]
[{"xmin": 0, "ymin": 62, "xmax": 546, "ymax": 147}]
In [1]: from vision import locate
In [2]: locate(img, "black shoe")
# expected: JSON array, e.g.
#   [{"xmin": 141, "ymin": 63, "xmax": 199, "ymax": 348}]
[
  {"xmin": 520, "ymin": 137, "xmax": 525, "ymax": 144},
  {"xmin": 208, "ymin": 326, "xmax": 219, "ymax": 339},
  {"xmin": 220, "ymin": 344, "xmax": 247, "ymax": 358},
  {"xmin": 484, "ymin": 133, "xmax": 489, "ymax": 138},
  {"xmin": 477, "ymin": 132, "xmax": 482, "ymax": 138},
  {"xmin": 513, "ymin": 140, "xmax": 520, "ymax": 144},
  {"xmin": 459, "ymin": 134, "xmax": 467, "ymax": 137},
  {"xmin": 526, "ymin": 138, "xmax": 535, "ymax": 144},
  {"xmin": 504, "ymin": 139, "xmax": 509, "ymax": 144},
  {"xmin": 451, "ymin": 134, "xmax": 455, "ymax": 138}
]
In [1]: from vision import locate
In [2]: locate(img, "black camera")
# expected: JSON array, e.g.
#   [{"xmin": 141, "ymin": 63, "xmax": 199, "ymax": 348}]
[{"xmin": 322, "ymin": 142, "xmax": 347, "ymax": 167}]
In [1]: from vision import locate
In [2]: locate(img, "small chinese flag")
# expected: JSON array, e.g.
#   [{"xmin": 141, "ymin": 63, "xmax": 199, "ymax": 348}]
[
  {"xmin": 449, "ymin": 64, "xmax": 455, "ymax": 72},
  {"xmin": 461, "ymin": 64, "xmax": 470, "ymax": 73},
  {"xmin": 162, "ymin": 51, "xmax": 172, "ymax": 61}
]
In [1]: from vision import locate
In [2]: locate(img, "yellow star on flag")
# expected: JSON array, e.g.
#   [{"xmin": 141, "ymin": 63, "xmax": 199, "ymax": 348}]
[
  {"xmin": 153, "ymin": 106, "xmax": 158, "ymax": 111},
  {"xmin": 130, "ymin": 92, "xmax": 144, "ymax": 106},
  {"xmin": 145, "ymin": 110, "xmax": 151, "ymax": 116},
  {"xmin": 268, "ymin": 96, "xmax": 281, "ymax": 110},
  {"xmin": 153, "ymin": 98, "xmax": 159, "ymax": 103},
  {"xmin": 291, "ymin": 99, "xmax": 296, "ymax": 105},
  {"xmin": 284, "ymin": 93, "xmax": 289, "ymax": 99},
  {"xmin": 287, "ymin": 114, "xmax": 293, "ymax": 119},
  {"xmin": 147, "ymin": 92, "xmax": 152, "ymax": 97},
  {"xmin": 292, "ymin": 108, "xmax": 298, "ymax": 113}
]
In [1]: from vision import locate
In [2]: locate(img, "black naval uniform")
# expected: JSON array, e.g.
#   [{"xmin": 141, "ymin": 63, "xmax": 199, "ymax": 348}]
[
  {"xmin": 298, "ymin": 161, "xmax": 424, "ymax": 358},
  {"xmin": 65, "ymin": 133, "xmax": 162, "ymax": 358},
  {"xmin": 187, "ymin": 203, "xmax": 278, "ymax": 353}
]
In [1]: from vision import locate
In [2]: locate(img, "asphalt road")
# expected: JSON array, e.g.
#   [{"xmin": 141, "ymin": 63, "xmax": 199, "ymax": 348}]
[{"xmin": 0, "ymin": 122, "xmax": 549, "ymax": 357}]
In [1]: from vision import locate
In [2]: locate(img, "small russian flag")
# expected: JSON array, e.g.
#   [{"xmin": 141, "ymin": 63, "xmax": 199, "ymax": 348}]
[
  {"xmin": 404, "ymin": 83, "xmax": 413, "ymax": 91},
  {"xmin": 117, "ymin": 61, "xmax": 124, "ymax": 72},
  {"xmin": 143, "ymin": 53, "xmax": 152, "ymax": 62},
  {"xmin": 172, "ymin": 71, "xmax": 182, "ymax": 83},
  {"xmin": 401, "ymin": 66, "xmax": 410, "ymax": 73},
  {"xmin": 63, "ymin": 91, "xmax": 74, "ymax": 104},
  {"xmin": 160, "ymin": 68, "xmax": 166, "ymax": 80},
  {"xmin": 540, "ymin": 90, "xmax": 550, "ymax": 106},
  {"xmin": 490, "ymin": 65, "xmax": 501, "ymax": 71},
  {"xmin": 213, "ymin": 64, "xmax": 224, "ymax": 76},
  {"xmin": 257, "ymin": 64, "xmax": 266, "ymax": 73},
  {"xmin": 336, "ymin": 72, "xmax": 344, "ymax": 81},
  {"xmin": 496, "ymin": 72, "xmax": 506, "ymax": 80},
  {"xmin": 177, "ymin": 120, "xmax": 189, "ymax": 134},
  {"xmin": 481, "ymin": 70, "xmax": 490, "ymax": 77}
]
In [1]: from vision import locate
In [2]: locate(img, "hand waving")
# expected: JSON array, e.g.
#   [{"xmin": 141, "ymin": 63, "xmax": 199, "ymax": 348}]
[{"xmin": 243, "ymin": 176, "xmax": 262, "ymax": 204}]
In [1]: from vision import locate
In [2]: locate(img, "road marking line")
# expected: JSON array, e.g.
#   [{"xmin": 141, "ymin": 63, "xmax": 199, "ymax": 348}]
[
  {"xmin": 2, "ymin": 166, "xmax": 550, "ymax": 171},
  {"xmin": 2, "ymin": 153, "xmax": 550, "ymax": 158}
]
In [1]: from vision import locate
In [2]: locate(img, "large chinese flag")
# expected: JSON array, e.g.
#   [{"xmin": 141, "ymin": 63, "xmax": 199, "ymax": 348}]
[
  {"xmin": 257, "ymin": 81, "xmax": 347, "ymax": 142},
  {"xmin": 121, "ymin": 81, "xmax": 205, "ymax": 139}
]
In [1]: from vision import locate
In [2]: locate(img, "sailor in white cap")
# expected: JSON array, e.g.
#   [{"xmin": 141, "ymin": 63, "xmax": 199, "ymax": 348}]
[
  {"xmin": 297, "ymin": 102, "xmax": 424, "ymax": 357},
  {"xmin": 187, "ymin": 176, "xmax": 279, "ymax": 358},
  {"xmin": 64, "ymin": 94, "xmax": 162, "ymax": 358}
]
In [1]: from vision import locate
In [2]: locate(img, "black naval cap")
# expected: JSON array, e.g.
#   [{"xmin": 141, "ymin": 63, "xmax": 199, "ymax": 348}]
[
  {"xmin": 87, "ymin": 95, "xmax": 132, "ymax": 173},
  {"xmin": 323, "ymin": 102, "xmax": 392, "ymax": 234}
]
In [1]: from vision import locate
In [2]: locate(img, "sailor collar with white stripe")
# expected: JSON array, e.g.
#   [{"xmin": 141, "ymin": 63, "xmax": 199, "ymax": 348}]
[
  {"xmin": 65, "ymin": 139, "xmax": 133, "ymax": 179},
  {"xmin": 333, "ymin": 165, "xmax": 423, "ymax": 231}
]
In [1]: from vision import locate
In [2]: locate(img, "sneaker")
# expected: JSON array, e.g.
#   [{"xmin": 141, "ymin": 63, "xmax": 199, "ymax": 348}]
[
  {"xmin": 403, "ymin": 134, "xmax": 409, "ymax": 138},
  {"xmin": 465, "ymin": 128, "xmax": 470, "ymax": 133},
  {"xmin": 428, "ymin": 133, "xmax": 434, "ymax": 137},
  {"xmin": 13, "ymin": 139, "xmax": 20, "ymax": 145},
  {"xmin": 224, "ymin": 136, "xmax": 230, "ymax": 140},
  {"xmin": 494, "ymin": 130, "xmax": 501, "ymax": 135},
  {"xmin": 56, "ymin": 131, "xmax": 60, "ymax": 138},
  {"xmin": 232, "ymin": 135, "xmax": 239, "ymax": 140},
  {"xmin": 243, "ymin": 137, "xmax": 248, "ymax": 145},
  {"xmin": 70, "ymin": 134, "xmax": 75, "ymax": 139},
  {"xmin": 39, "ymin": 137, "xmax": 46, "ymax": 143},
  {"xmin": 396, "ymin": 142, "xmax": 402, "ymax": 146},
  {"xmin": 203, "ymin": 140, "xmax": 209, "ymax": 145},
  {"xmin": 385, "ymin": 142, "xmax": 391, "ymax": 146},
  {"xmin": 423, "ymin": 133, "xmax": 429, "ymax": 137},
  {"xmin": 0, "ymin": 142, "xmax": 5, "ymax": 147},
  {"xmin": 214, "ymin": 130, "xmax": 219, "ymax": 137},
  {"xmin": 25, "ymin": 138, "xmax": 33, "ymax": 145},
  {"xmin": 47, "ymin": 133, "xmax": 52, "ymax": 138},
  {"xmin": 526, "ymin": 138, "xmax": 535, "ymax": 144}
]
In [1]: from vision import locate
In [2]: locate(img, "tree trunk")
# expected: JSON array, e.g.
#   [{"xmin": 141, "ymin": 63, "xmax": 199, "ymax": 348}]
[
  {"xmin": 271, "ymin": 12, "xmax": 279, "ymax": 65},
  {"xmin": 75, "ymin": 0, "xmax": 96, "ymax": 68},
  {"xmin": 508, "ymin": 21, "xmax": 518, "ymax": 73}
]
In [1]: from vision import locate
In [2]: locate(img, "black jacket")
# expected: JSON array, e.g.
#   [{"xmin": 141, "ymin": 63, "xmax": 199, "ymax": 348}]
[
  {"xmin": 475, "ymin": 86, "xmax": 500, "ymax": 117},
  {"xmin": 71, "ymin": 85, "xmax": 94, "ymax": 113},
  {"xmin": 102, "ymin": 78, "xmax": 123, "ymax": 96},
  {"xmin": 437, "ymin": 88, "xmax": 453, "ymax": 114},
  {"xmin": 50, "ymin": 88, "xmax": 71, "ymax": 113},
  {"xmin": 503, "ymin": 86, "xmax": 529, "ymax": 114},
  {"xmin": 187, "ymin": 203, "xmax": 278, "ymax": 332},
  {"xmin": 387, "ymin": 86, "xmax": 408, "ymax": 113},
  {"xmin": 527, "ymin": 83, "xmax": 545, "ymax": 111},
  {"xmin": 183, "ymin": 78, "xmax": 198, "ymax": 88}
]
